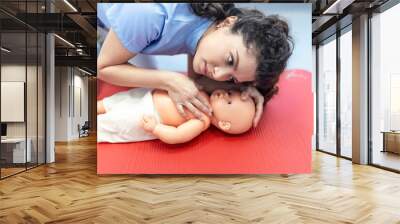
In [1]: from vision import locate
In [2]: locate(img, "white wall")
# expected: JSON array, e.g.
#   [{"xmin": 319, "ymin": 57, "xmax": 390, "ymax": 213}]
[
  {"xmin": 72, "ymin": 73, "xmax": 89, "ymax": 138},
  {"xmin": 55, "ymin": 66, "xmax": 68, "ymax": 141},
  {"xmin": 1, "ymin": 65, "xmax": 41, "ymax": 137},
  {"xmin": 1, "ymin": 65, "xmax": 26, "ymax": 139},
  {"xmin": 55, "ymin": 67, "xmax": 89, "ymax": 141},
  {"xmin": 1, "ymin": 64, "xmax": 46, "ymax": 163}
]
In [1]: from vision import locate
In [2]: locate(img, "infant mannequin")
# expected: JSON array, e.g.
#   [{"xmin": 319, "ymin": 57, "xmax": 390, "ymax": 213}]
[{"xmin": 97, "ymin": 88, "xmax": 255, "ymax": 144}]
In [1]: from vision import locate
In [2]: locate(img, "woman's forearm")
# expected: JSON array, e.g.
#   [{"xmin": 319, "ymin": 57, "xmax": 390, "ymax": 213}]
[
  {"xmin": 98, "ymin": 64, "xmax": 175, "ymax": 90},
  {"xmin": 97, "ymin": 29, "xmax": 176, "ymax": 90}
]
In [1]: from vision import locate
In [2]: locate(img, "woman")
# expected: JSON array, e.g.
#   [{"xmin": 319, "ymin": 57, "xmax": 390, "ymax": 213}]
[{"xmin": 97, "ymin": 3, "xmax": 292, "ymax": 127}]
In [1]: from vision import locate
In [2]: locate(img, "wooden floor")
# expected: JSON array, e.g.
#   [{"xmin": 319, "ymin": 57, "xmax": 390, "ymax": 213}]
[
  {"xmin": 1, "ymin": 167, "xmax": 25, "ymax": 178},
  {"xmin": 1, "ymin": 135, "xmax": 400, "ymax": 223},
  {"xmin": 372, "ymin": 150, "xmax": 400, "ymax": 171}
]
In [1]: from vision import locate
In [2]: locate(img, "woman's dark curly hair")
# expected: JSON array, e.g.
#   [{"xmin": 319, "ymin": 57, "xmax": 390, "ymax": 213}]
[{"xmin": 190, "ymin": 3, "xmax": 293, "ymax": 103}]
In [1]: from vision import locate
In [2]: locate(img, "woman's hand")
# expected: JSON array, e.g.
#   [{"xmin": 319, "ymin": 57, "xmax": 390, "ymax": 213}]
[
  {"xmin": 166, "ymin": 73, "xmax": 212, "ymax": 121},
  {"xmin": 240, "ymin": 86, "xmax": 264, "ymax": 128}
]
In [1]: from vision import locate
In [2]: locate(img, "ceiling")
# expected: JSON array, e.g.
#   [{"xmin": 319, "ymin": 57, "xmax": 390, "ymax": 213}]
[{"xmin": 0, "ymin": 0, "xmax": 97, "ymax": 74}]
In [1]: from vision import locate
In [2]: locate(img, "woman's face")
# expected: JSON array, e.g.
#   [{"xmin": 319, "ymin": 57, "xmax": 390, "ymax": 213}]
[{"xmin": 193, "ymin": 17, "xmax": 257, "ymax": 83}]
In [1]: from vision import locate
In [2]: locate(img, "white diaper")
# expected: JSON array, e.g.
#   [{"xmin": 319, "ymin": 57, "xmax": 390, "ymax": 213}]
[{"xmin": 97, "ymin": 88, "xmax": 161, "ymax": 143}]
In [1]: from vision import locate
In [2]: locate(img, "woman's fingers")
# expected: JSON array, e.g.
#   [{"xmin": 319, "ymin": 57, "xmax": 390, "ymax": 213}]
[
  {"xmin": 194, "ymin": 94, "xmax": 212, "ymax": 116},
  {"xmin": 184, "ymin": 102, "xmax": 206, "ymax": 121},
  {"xmin": 191, "ymin": 98, "xmax": 211, "ymax": 116},
  {"xmin": 166, "ymin": 73, "xmax": 211, "ymax": 120},
  {"xmin": 252, "ymin": 93, "xmax": 264, "ymax": 127},
  {"xmin": 253, "ymin": 97, "xmax": 264, "ymax": 127},
  {"xmin": 244, "ymin": 86, "xmax": 264, "ymax": 128},
  {"xmin": 241, "ymin": 91, "xmax": 250, "ymax": 100},
  {"xmin": 176, "ymin": 103, "xmax": 187, "ymax": 119}
]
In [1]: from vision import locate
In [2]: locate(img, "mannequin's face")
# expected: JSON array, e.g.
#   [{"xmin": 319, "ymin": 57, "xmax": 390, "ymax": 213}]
[
  {"xmin": 192, "ymin": 16, "xmax": 257, "ymax": 83},
  {"xmin": 210, "ymin": 90, "xmax": 255, "ymax": 134}
]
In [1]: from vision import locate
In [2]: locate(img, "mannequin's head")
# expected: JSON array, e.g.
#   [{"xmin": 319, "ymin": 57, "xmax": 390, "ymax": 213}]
[{"xmin": 210, "ymin": 89, "xmax": 255, "ymax": 134}]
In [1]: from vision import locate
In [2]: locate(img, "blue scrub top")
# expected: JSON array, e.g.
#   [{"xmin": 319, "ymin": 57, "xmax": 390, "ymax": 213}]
[{"xmin": 97, "ymin": 3, "xmax": 214, "ymax": 56}]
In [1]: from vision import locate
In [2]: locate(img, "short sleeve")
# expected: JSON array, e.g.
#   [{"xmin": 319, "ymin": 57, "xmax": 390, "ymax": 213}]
[{"xmin": 106, "ymin": 4, "xmax": 165, "ymax": 53}]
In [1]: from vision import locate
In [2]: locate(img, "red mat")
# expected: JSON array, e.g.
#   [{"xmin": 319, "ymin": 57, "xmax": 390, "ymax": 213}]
[{"xmin": 97, "ymin": 69, "xmax": 313, "ymax": 174}]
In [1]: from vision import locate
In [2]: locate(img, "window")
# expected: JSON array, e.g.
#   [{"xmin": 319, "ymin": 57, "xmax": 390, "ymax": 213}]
[
  {"xmin": 339, "ymin": 28, "xmax": 352, "ymax": 158},
  {"xmin": 317, "ymin": 36, "xmax": 337, "ymax": 154},
  {"xmin": 0, "ymin": 1, "xmax": 47, "ymax": 179},
  {"xmin": 371, "ymin": 3, "xmax": 400, "ymax": 171}
]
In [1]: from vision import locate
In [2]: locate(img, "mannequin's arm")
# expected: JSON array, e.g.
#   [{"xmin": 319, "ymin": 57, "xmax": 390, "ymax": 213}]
[
  {"xmin": 142, "ymin": 115, "xmax": 209, "ymax": 144},
  {"xmin": 153, "ymin": 119, "xmax": 208, "ymax": 144}
]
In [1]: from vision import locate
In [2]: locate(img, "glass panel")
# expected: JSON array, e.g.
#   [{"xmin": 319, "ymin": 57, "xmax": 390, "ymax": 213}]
[
  {"xmin": 38, "ymin": 32, "xmax": 45, "ymax": 165},
  {"xmin": 317, "ymin": 37, "xmax": 337, "ymax": 154},
  {"xmin": 0, "ymin": 1, "xmax": 46, "ymax": 178},
  {"xmin": 27, "ymin": 31, "xmax": 38, "ymax": 169},
  {"xmin": 371, "ymin": 4, "xmax": 400, "ymax": 171},
  {"xmin": 26, "ymin": 0, "xmax": 38, "ymax": 169},
  {"xmin": 0, "ymin": 4, "xmax": 27, "ymax": 177},
  {"xmin": 340, "ymin": 29, "xmax": 352, "ymax": 158}
]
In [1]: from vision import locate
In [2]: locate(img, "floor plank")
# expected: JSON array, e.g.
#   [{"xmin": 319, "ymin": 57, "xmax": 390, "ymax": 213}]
[{"xmin": 1, "ymin": 135, "xmax": 400, "ymax": 223}]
